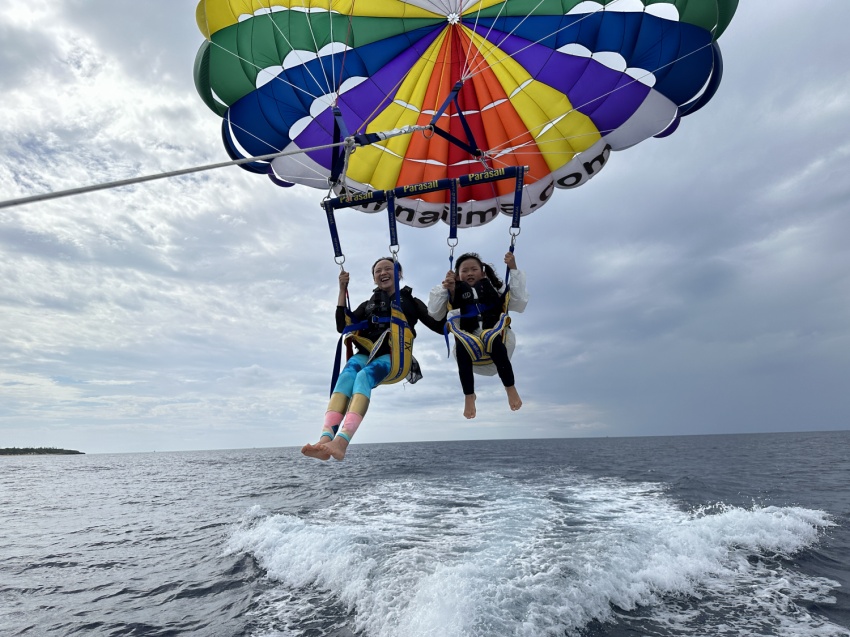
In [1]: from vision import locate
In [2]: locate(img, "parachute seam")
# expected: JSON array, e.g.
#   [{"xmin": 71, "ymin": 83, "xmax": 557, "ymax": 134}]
[
  {"xmin": 458, "ymin": 0, "xmax": 709, "ymax": 165},
  {"xmin": 465, "ymin": 0, "xmax": 626, "ymax": 79},
  {"xmin": 204, "ymin": 13, "xmax": 334, "ymax": 162},
  {"xmin": 465, "ymin": 0, "xmax": 551, "ymax": 78},
  {"xmin": 257, "ymin": 0, "xmax": 333, "ymax": 96},
  {"xmin": 206, "ymin": 39, "xmax": 322, "ymax": 103},
  {"xmin": 482, "ymin": 39, "xmax": 718, "ymax": 175}
]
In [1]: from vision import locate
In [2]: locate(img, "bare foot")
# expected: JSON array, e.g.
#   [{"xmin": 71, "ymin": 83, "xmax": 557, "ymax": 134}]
[
  {"xmin": 505, "ymin": 386, "xmax": 522, "ymax": 411},
  {"xmin": 463, "ymin": 393, "xmax": 477, "ymax": 419},
  {"xmin": 322, "ymin": 436, "xmax": 350, "ymax": 461},
  {"xmin": 301, "ymin": 442, "xmax": 331, "ymax": 461}
]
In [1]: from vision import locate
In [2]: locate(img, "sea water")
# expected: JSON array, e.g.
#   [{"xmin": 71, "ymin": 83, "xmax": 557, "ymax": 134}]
[{"xmin": 1, "ymin": 431, "xmax": 848, "ymax": 636}]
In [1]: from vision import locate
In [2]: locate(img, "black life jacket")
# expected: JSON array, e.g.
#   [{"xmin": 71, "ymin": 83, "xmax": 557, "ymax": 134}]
[
  {"xmin": 355, "ymin": 286, "xmax": 419, "ymax": 353},
  {"xmin": 453, "ymin": 279, "xmax": 504, "ymax": 332}
]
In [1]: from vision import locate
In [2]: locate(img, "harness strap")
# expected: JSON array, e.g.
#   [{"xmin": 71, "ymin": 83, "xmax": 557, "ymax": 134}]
[
  {"xmin": 329, "ymin": 106, "xmax": 350, "ymax": 186},
  {"xmin": 328, "ymin": 308, "xmax": 415, "ymax": 396},
  {"xmin": 323, "ymin": 200, "xmax": 344, "ymax": 262},
  {"xmin": 443, "ymin": 290, "xmax": 512, "ymax": 360},
  {"xmin": 447, "ymin": 179, "xmax": 459, "ymax": 271},
  {"xmin": 445, "ymin": 309, "xmax": 512, "ymax": 365},
  {"xmin": 504, "ymin": 167, "xmax": 525, "ymax": 287},
  {"xmin": 428, "ymin": 81, "xmax": 484, "ymax": 159}
]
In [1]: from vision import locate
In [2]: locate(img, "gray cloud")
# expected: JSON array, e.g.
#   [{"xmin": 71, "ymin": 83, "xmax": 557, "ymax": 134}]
[{"xmin": 1, "ymin": 1, "xmax": 849, "ymax": 452}]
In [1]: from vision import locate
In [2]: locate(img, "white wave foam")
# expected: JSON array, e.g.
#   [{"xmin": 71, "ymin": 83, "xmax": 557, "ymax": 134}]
[{"xmin": 227, "ymin": 472, "xmax": 846, "ymax": 637}]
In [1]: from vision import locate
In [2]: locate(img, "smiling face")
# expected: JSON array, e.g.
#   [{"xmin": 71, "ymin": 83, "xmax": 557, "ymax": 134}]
[
  {"xmin": 457, "ymin": 257, "xmax": 485, "ymax": 286},
  {"xmin": 372, "ymin": 259, "xmax": 397, "ymax": 293}
]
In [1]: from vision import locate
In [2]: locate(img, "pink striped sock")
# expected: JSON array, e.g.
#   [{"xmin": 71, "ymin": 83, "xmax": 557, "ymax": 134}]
[
  {"xmin": 321, "ymin": 411, "xmax": 344, "ymax": 439},
  {"xmin": 339, "ymin": 412, "xmax": 364, "ymax": 438}
]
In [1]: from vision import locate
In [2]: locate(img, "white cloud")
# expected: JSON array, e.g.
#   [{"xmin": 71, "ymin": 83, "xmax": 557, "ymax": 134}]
[{"xmin": 1, "ymin": 1, "xmax": 849, "ymax": 453}]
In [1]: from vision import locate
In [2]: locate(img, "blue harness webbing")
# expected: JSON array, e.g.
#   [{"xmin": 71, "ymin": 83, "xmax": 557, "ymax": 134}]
[{"xmin": 427, "ymin": 80, "xmax": 484, "ymax": 159}]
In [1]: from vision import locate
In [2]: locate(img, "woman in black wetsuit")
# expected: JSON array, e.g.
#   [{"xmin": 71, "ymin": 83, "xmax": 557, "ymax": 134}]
[{"xmin": 302, "ymin": 257, "xmax": 444, "ymax": 461}]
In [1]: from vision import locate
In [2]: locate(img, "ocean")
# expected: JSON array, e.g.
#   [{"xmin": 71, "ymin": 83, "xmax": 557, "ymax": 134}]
[{"xmin": 1, "ymin": 431, "xmax": 848, "ymax": 637}]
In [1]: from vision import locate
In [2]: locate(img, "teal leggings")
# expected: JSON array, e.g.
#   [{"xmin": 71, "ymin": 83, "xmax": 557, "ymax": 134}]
[{"xmin": 333, "ymin": 353, "xmax": 391, "ymax": 400}]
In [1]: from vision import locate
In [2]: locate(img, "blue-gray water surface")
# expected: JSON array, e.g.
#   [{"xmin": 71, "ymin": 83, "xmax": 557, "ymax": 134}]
[{"xmin": 1, "ymin": 431, "xmax": 849, "ymax": 636}]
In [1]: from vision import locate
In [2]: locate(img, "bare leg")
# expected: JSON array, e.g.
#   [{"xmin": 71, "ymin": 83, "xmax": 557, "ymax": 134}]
[
  {"xmin": 505, "ymin": 385, "xmax": 522, "ymax": 411},
  {"xmin": 463, "ymin": 393, "xmax": 477, "ymax": 419}
]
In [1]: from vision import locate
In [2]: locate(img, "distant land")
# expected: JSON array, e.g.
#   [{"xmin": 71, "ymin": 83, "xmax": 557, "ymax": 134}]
[{"xmin": 1, "ymin": 447, "xmax": 84, "ymax": 456}]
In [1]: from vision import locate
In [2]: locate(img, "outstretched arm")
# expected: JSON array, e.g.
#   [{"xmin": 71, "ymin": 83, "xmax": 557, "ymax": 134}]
[{"xmin": 415, "ymin": 297, "xmax": 446, "ymax": 334}]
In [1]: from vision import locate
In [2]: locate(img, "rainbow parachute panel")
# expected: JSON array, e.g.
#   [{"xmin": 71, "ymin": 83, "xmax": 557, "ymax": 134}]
[{"xmin": 194, "ymin": 0, "xmax": 738, "ymax": 227}]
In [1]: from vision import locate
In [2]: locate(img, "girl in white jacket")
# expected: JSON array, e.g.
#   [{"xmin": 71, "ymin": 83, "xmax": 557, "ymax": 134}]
[{"xmin": 428, "ymin": 252, "xmax": 529, "ymax": 419}]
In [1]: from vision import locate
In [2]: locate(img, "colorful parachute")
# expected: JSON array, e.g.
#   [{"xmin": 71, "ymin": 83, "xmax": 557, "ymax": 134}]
[{"xmin": 194, "ymin": 0, "xmax": 738, "ymax": 228}]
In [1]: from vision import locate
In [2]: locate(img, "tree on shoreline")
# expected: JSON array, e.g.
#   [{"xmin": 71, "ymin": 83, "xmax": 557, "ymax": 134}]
[{"xmin": 0, "ymin": 447, "xmax": 84, "ymax": 455}]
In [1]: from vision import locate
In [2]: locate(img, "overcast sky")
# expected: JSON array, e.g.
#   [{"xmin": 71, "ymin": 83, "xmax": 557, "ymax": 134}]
[{"xmin": 1, "ymin": 2, "xmax": 849, "ymax": 454}]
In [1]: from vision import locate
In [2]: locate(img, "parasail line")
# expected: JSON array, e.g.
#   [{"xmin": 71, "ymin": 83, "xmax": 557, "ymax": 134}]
[
  {"xmin": 465, "ymin": 0, "xmax": 550, "ymax": 78},
  {"xmin": 464, "ymin": 0, "xmax": 722, "ymax": 89},
  {"xmin": 347, "ymin": 15, "xmax": 493, "ymax": 139},
  {"xmin": 0, "ymin": 143, "xmax": 347, "ymax": 211},
  {"xmin": 464, "ymin": 0, "xmax": 628, "ymax": 79},
  {"xmin": 336, "ymin": 3, "xmax": 358, "ymax": 100},
  {"xmin": 225, "ymin": 112, "xmax": 289, "ymax": 158},
  {"xmin": 264, "ymin": 0, "xmax": 336, "ymax": 98},
  {"xmin": 299, "ymin": 0, "xmax": 335, "ymax": 95},
  {"xmin": 461, "ymin": 0, "xmax": 504, "ymax": 79}
]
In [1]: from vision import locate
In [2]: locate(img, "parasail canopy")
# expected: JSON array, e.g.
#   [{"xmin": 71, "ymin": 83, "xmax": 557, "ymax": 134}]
[{"xmin": 194, "ymin": 0, "xmax": 738, "ymax": 228}]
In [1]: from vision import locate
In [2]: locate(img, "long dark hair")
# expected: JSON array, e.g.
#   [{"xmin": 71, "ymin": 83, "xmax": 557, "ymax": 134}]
[{"xmin": 454, "ymin": 252, "xmax": 502, "ymax": 288}]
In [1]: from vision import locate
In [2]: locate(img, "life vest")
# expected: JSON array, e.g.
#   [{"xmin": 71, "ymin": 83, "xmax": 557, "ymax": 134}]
[
  {"xmin": 453, "ymin": 280, "xmax": 504, "ymax": 331},
  {"xmin": 445, "ymin": 280, "xmax": 511, "ymax": 366},
  {"xmin": 341, "ymin": 288, "xmax": 416, "ymax": 386}
]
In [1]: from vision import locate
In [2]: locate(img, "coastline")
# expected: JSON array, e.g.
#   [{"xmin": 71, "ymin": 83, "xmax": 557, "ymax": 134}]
[{"xmin": 1, "ymin": 447, "xmax": 84, "ymax": 455}]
